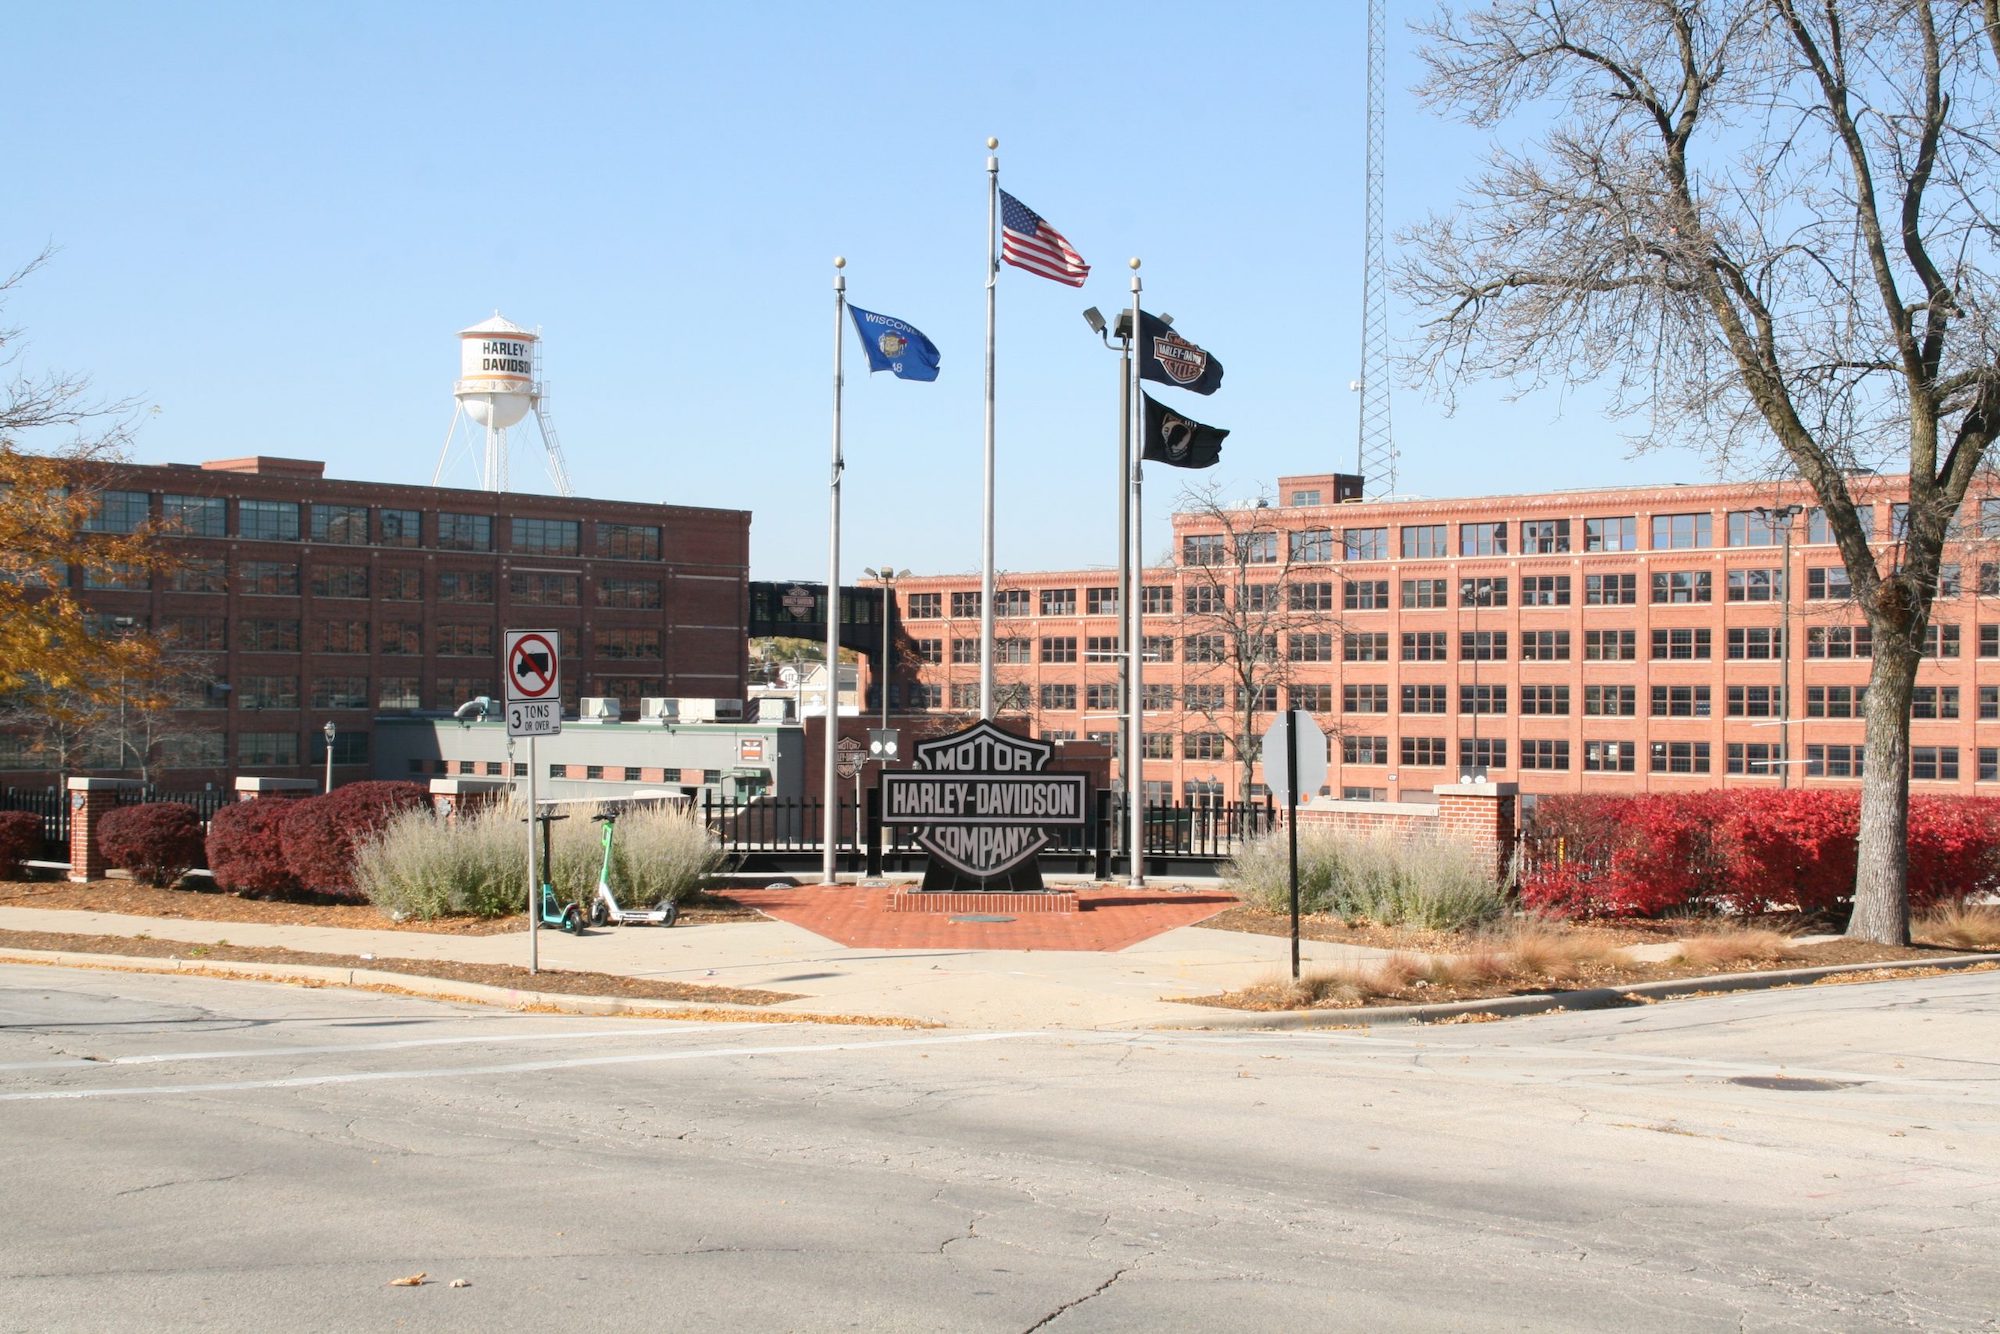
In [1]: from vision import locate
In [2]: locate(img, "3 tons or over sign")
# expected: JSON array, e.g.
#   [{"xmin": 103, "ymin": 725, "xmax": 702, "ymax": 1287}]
[{"xmin": 504, "ymin": 629, "xmax": 562, "ymax": 738}]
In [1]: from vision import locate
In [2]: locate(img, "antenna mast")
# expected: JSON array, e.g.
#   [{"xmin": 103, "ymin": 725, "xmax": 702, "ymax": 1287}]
[{"xmin": 1354, "ymin": 0, "xmax": 1396, "ymax": 495}]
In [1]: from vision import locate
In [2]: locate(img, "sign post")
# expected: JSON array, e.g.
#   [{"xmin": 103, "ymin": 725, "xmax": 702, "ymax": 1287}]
[
  {"xmin": 505, "ymin": 629, "xmax": 561, "ymax": 973},
  {"xmin": 1261, "ymin": 709, "xmax": 1327, "ymax": 981}
]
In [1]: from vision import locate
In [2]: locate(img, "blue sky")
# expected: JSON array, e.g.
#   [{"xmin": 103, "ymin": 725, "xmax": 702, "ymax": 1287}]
[{"xmin": 6, "ymin": 1, "xmax": 1720, "ymax": 582}]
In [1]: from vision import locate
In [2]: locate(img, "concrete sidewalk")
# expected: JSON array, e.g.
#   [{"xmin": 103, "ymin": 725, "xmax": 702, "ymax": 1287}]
[{"xmin": 0, "ymin": 902, "xmax": 1394, "ymax": 1030}]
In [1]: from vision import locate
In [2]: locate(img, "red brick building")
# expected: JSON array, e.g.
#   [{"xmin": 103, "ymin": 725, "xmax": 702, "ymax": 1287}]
[
  {"xmin": 3, "ymin": 456, "xmax": 750, "ymax": 786},
  {"xmin": 879, "ymin": 471, "xmax": 1989, "ymax": 803}
]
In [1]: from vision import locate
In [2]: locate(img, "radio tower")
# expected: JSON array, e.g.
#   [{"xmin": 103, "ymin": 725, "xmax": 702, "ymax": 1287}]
[{"xmin": 1353, "ymin": 0, "xmax": 1397, "ymax": 494}]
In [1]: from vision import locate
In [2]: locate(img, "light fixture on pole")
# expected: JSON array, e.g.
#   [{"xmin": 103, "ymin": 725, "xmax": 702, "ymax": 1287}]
[
  {"xmin": 321, "ymin": 721, "xmax": 337, "ymax": 794},
  {"xmin": 1752, "ymin": 503, "xmax": 1806, "ymax": 788}
]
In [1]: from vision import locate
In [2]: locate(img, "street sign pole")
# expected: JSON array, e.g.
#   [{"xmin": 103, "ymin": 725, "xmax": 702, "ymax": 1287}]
[
  {"xmin": 526, "ymin": 734, "xmax": 538, "ymax": 974},
  {"xmin": 503, "ymin": 628, "xmax": 561, "ymax": 975},
  {"xmin": 1287, "ymin": 710, "xmax": 1301, "ymax": 981}
]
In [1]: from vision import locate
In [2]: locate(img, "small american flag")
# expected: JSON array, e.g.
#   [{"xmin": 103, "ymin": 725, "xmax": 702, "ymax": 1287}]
[{"xmin": 1000, "ymin": 190, "xmax": 1090, "ymax": 287}]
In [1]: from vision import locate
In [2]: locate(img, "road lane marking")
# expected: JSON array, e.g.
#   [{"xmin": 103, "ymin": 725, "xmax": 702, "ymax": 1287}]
[{"xmin": 0, "ymin": 1031, "xmax": 1040, "ymax": 1101}]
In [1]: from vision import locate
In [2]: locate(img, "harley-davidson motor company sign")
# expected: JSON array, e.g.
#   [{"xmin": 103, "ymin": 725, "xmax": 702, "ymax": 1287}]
[{"xmin": 880, "ymin": 720, "xmax": 1088, "ymax": 891}]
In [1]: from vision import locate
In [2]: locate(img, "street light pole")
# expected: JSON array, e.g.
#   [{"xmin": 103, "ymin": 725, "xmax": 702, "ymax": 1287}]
[
  {"xmin": 863, "ymin": 566, "xmax": 910, "ymax": 732},
  {"xmin": 1459, "ymin": 579, "xmax": 1482, "ymax": 782},
  {"xmin": 1753, "ymin": 504, "xmax": 1806, "ymax": 788},
  {"xmin": 321, "ymin": 721, "xmax": 336, "ymax": 794}
]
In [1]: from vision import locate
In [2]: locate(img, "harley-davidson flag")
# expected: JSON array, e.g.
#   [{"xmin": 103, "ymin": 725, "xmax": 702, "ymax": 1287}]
[
  {"xmin": 1137, "ymin": 311, "xmax": 1223, "ymax": 395},
  {"xmin": 1141, "ymin": 392, "xmax": 1227, "ymax": 469}
]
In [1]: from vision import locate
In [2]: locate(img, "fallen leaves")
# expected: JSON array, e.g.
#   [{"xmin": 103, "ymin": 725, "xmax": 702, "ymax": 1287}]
[{"xmin": 388, "ymin": 1272, "xmax": 426, "ymax": 1287}]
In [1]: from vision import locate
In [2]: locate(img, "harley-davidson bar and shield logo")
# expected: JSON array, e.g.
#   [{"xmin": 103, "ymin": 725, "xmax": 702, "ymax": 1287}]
[
  {"xmin": 1150, "ymin": 330, "xmax": 1208, "ymax": 385},
  {"xmin": 879, "ymin": 720, "xmax": 1089, "ymax": 891}
]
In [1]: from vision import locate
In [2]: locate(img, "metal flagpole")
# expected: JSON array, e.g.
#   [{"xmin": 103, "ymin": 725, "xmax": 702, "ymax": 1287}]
[
  {"xmin": 1115, "ymin": 311, "xmax": 1132, "ymax": 863},
  {"xmin": 980, "ymin": 136, "xmax": 999, "ymax": 718},
  {"xmin": 1126, "ymin": 259, "xmax": 1146, "ymax": 888},
  {"xmin": 824, "ymin": 257, "xmax": 847, "ymax": 887}
]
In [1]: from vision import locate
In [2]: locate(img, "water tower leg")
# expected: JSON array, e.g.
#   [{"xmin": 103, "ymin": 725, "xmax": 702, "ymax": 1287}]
[{"xmin": 432, "ymin": 401, "xmax": 465, "ymax": 488}]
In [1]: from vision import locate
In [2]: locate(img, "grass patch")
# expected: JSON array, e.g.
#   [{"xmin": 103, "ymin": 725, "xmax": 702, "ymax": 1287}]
[
  {"xmin": 1668, "ymin": 929, "xmax": 1801, "ymax": 970},
  {"xmin": 1915, "ymin": 902, "xmax": 2000, "ymax": 950},
  {"xmin": 1225, "ymin": 828, "xmax": 1505, "ymax": 931}
]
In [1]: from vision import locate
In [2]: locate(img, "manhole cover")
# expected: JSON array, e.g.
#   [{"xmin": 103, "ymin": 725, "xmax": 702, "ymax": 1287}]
[
  {"xmin": 1728, "ymin": 1076, "xmax": 1864, "ymax": 1092},
  {"xmin": 949, "ymin": 914, "xmax": 1016, "ymax": 924}
]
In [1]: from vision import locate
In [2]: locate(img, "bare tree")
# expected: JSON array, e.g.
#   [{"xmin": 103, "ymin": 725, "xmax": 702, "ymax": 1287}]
[
  {"xmin": 1399, "ymin": 1, "xmax": 2000, "ymax": 942},
  {"xmin": 1173, "ymin": 483, "xmax": 1349, "ymax": 802}
]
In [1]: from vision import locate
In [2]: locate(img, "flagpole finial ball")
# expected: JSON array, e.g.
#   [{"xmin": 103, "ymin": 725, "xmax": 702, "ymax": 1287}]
[
  {"xmin": 834, "ymin": 256, "xmax": 846, "ymax": 269},
  {"xmin": 986, "ymin": 136, "xmax": 998, "ymax": 149},
  {"xmin": 1129, "ymin": 257, "xmax": 1141, "ymax": 270}
]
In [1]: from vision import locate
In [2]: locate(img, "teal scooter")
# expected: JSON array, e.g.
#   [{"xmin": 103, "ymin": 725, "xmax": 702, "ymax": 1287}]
[
  {"xmin": 587, "ymin": 812, "xmax": 679, "ymax": 927},
  {"xmin": 531, "ymin": 809, "xmax": 586, "ymax": 934}
]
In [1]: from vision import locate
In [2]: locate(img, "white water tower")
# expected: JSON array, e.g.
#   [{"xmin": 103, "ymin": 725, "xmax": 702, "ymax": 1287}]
[{"xmin": 433, "ymin": 312, "xmax": 575, "ymax": 496}]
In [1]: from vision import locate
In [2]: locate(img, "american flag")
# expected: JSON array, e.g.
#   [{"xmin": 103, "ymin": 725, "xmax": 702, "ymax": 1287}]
[{"xmin": 999, "ymin": 190, "xmax": 1090, "ymax": 287}]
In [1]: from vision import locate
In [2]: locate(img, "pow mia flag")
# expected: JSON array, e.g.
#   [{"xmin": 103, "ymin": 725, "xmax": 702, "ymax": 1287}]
[
  {"xmin": 1141, "ymin": 392, "xmax": 1227, "ymax": 469},
  {"xmin": 1138, "ymin": 310, "xmax": 1223, "ymax": 395}
]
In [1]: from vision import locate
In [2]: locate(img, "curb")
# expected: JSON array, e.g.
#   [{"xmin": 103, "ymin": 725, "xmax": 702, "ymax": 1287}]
[
  {"xmin": 1155, "ymin": 952, "xmax": 2000, "ymax": 1030},
  {"xmin": 0, "ymin": 948, "xmax": 843, "ymax": 1022}
]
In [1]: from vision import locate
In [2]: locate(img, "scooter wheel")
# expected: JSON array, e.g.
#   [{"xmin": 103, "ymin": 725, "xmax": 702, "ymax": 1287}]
[
  {"xmin": 656, "ymin": 899, "xmax": 679, "ymax": 927},
  {"xmin": 590, "ymin": 900, "xmax": 609, "ymax": 928},
  {"xmin": 561, "ymin": 905, "xmax": 584, "ymax": 934}
]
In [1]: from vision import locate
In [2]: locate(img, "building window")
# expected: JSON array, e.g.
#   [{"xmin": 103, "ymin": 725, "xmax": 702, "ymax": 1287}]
[
  {"xmin": 1040, "ymin": 587, "xmax": 1076, "ymax": 617},
  {"xmin": 1521, "ymin": 630, "xmax": 1570, "ymax": 661},
  {"xmin": 906, "ymin": 592, "xmax": 941, "ymax": 619},
  {"xmin": 1460, "ymin": 684, "xmax": 1507, "ymax": 714},
  {"xmin": 985, "ymin": 588, "xmax": 1027, "ymax": 619},
  {"xmin": 239, "ymin": 731, "xmax": 299, "ymax": 767},
  {"xmin": 311, "ymin": 676, "xmax": 369, "ymax": 710},
  {"xmin": 82, "ymin": 490, "xmax": 150, "ymax": 534},
  {"xmin": 169, "ymin": 558, "xmax": 227, "ymax": 593},
  {"xmin": 437, "ymin": 512, "xmax": 493, "ymax": 551},
  {"xmin": 1922, "ymin": 624, "xmax": 1962, "ymax": 658},
  {"xmin": 311, "ymin": 503, "xmax": 369, "ymax": 545},
  {"xmin": 1183, "ymin": 534, "xmax": 1225, "ymax": 566},
  {"xmin": 1142, "ymin": 683, "xmax": 1176, "ymax": 711},
  {"xmin": 162, "ymin": 494, "xmax": 225, "ymax": 536},
  {"xmin": 1401, "ymin": 578, "xmax": 1449, "ymax": 609},
  {"xmin": 1583, "ymin": 740, "xmax": 1636, "ymax": 772},
  {"xmin": 1342, "ymin": 632, "xmax": 1390, "ymax": 663},
  {"xmin": 161, "ymin": 614, "xmax": 227, "ymax": 652},
  {"xmin": 1650, "ymin": 741, "xmax": 1710, "ymax": 774},
  {"xmin": 1291, "ymin": 528, "xmax": 1334, "ymax": 562},
  {"xmin": 1728, "ymin": 743, "xmax": 1786, "ymax": 775},
  {"xmin": 380, "ymin": 621, "xmax": 422, "ymax": 655},
  {"xmin": 1343, "ymin": 579, "xmax": 1390, "ymax": 611},
  {"xmin": 1585, "ymin": 516, "xmax": 1638, "ymax": 551},
  {"xmin": 1142, "ymin": 585, "xmax": 1173, "ymax": 614},
  {"xmin": 596, "ymin": 577, "xmax": 660, "ymax": 609},
  {"xmin": 378, "ymin": 677, "xmax": 421, "ymax": 711},
  {"xmin": 995, "ymin": 638, "xmax": 1031, "ymax": 665},
  {"xmin": 1806, "ymin": 686, "xmax": 1867, "ymax": 719},
  {"xmin": 1139, "ymin": 732, "xmax": 1173, "ymax": 760},
  {"xmin": 240, "ymin": 560, "xmax": 299, "ymax": 596},
  {"xmin": 1521, "ymin": 575, "xmax": 1570, "ymax": 607},
  {"xmin": 1402, "ymin": 684, "xmax": 1449, "ymax": 714},
  {"xmin": 1585, "ymin": 629, "xmax": 1637, "ymax": 661},
  {"xmin": 1039, "ymin": 683, "xmax": 1077, "ymax": 712},
  {"xmin": 1184, "ymin": 684, "xmax": 1227, "ymax": 713},
  {"xmin": 1725, "ymin": 510, "xmax": 1782, "ymax": 547},
  {"xmin": 1241, "ymin": 531, "xmax": 1279, "ymax": 564},
  {"xmin": 1342, "ymin": 735, "xmax": 1389, "ymax": 764},
  {"xmin": 161, "ymin": 734, "xmax": 226, "ymax": 768},
  {"xmin": 1460, "ymin": 631, "xmax": 1507, "ymax": 661},
  {"xmin": 1520, "ymin": 739, "xmax": 1570, "ymax": 770},
  {"xmin": 1461, "ymin": 737, "xmax": 1507, "ymax": 772},
  {"xmin": 1727, "ymin": 685, "xmax": 1781, "ymax": 718},
  {"xmin": 1289, "ymin": 683, "xmax": 1332, "ymax": 712},
  {"xmin": 1806, "ymin": 744, "xmax": 1865, "ymax": 778},
  {"xmin": 1651, "ymin": 685, "xmax": 1711, "ymax": 718},
  {"xmin": 238, "ymin": 674, "xmax": 299, "ymax": 710},
  {"xmin": 1728, "ymin": 568, "xmax": 1783, "ymax": 602},
  {"xmin": 910, "ymin": 637, "xmax": 942, "ymax": 664},
  {"xmin": 1459, "ymin": 522, "xmax": 1507, "ymax": 556},
  {"xmin": 1808, "ymin": 506, "xmax": 1873, "ymax": 543},
  {"xmin": 82, "ymin": 562, "xmax": 150, "ymax": 591},
  {"xmin": 1652, "ymin": 570, "xmax": 1712, "ymax": 604},
  {"xmin": 1402, "ymin": 631, "xmax": 1449, "ymax": 662},
  {"xmin": 377, "ymin": 508, "xmax": 421, "ymax": 547},
  {"xmin": 907, "ymin": 684, "xmax": 941, "ymax": 710},
  {"xmin": 312, "ymin": 564, "xmax": 369, "ymax": 599},
  {"xmin": 1402, "ymin": 736, "xmax": 1447, "ymax": 767},
  {"xmin": 599, "ymin": 523, "xmax": 661, "ymax": 560},
  {"xmin": 378, "ymin": 568, "xmax": 421, "ymax": 601},
  {"xmin": 438, "ymin": 571, "xmax": 495, "ymax": 604},
  {"xmin": 1401, "ymin": 524, "xmax": 1448, "ymax": 559},
  {"xmin": 1289, "ymin": 633, "xmax": 1335, "ymax": 662},
  {"xmin": 1584, "ymin": 685, "xmax": 1636, "ymax": 717},
  {"xmin": 1185, "ymin": 732, "xmax": 1227, "ymax": 760},
  {"xmin": 1912, "ymin": 686, "xmax": 1959, "ymax": 720},
  {"xmin": 1085, "ymin": 586, "xmax": 1120, "ymax": 616},
  {"xmin": 1652, "ymin": 512, "xmax": 1712, "ymax": 549},
  {"xmin": 1806, "ymin": 566, "xmax": 1852, "ymax": 600},
  {"xmin": 1805, "ymin": 625, "xmax": 1872, "ymax": 659},
  {"xmin": 1585, "ymin": 572, "xmax": 1638, "ymax": 605},
  {"xmin": 1291, "ymin": 581, "xmax": 1336, "ymax": 612},
  {"xmin": 1085, "ymin": 635, "xmax": 1119, "ymax": 661},
  {"xmin": 1520, "ymin": 685, "xmax": 1570, "ymax": 716},
  {"xmin": 1726, "ymin": 627, "xmax": 1780, "ymax": 660},
  {"xmin": 1343, "ymin": 527, "xmax": 1389, "ymax": 561},
  {"xmin": 509, "ymin": 572, "xmax": 578, "ymax": 606},
  {"xmin": 1039, "ymin": 636, "xmax": 1077, "ymax": 664},
  {"xmin": 949, "ymin": 591, "xmax": 982, "ymax": 619},
  {"xmin": 237, "ymin": 499, "xmax": 300, "ymax": 542},
  {"xmin": 596, "ymin": 627, "xmax": 661, "ymax": 660},
  {"xmin": 236, "ymin": 619, "xmax": 300, "ymax": 652},
  {"xmin": 1343, "ymin": 683, "xmax": 1390, "ymax": 714},
  {"xmin": 512, "ymin": 518, "xmax": 580, "ymax": 555},
  {"xmin": 1651, "ymin": 628, "xmax": 1712, "ymax": 660},
  {"xmin": 1461, "ymin": 576, "xmax": 1507, "ymax": 607},
  {"xmin": 438, "ymin": 624, "xmax": 498, "ymax": 657},
  {"xmin": 319, "ymin": 620, "xmax": 368, "ymax": 654},
  {"xmin": 950, "ymin": 683, "xmax": 979, "ymax": 711},
  {"xmin": 1521, "ymin": 519, "xmax": 1570, "ymax": 554},
  {"xmin": 1187, "ymin": 584, "xmax": 1225, "ymax": 615},
  {"xmin": 950, "ymin": 638, "xmax": 979, "ymax": 665},
  {"xmin": 1981, "ymin": 686, "xmax": 2000, "ymax": 721}
]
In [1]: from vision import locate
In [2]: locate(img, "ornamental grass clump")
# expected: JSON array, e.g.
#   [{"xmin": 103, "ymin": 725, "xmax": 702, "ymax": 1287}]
[
  {"xmin": 1914, "ymin": 902, "xmax": 2000, "ymax": 951},
  {"xmin": 607, "ymin": 803, "xmax": 730, "ymax": 907},
  {"xmin": 1668, "ymin": 929, "xmax": 1801, "ymax": 970},
  {"xmin": 1227, "ymin": 827, "xmax": 1504, "ymax": 931}
]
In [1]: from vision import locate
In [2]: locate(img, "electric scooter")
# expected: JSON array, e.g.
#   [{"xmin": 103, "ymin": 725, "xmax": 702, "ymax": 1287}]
[
  {"xmin": 530, "ymin": 808, "xmax": 586, "ymax": 934},
  {"xmin": 587, "ymin": 812, "xmax": 679, "ymax": 927}
]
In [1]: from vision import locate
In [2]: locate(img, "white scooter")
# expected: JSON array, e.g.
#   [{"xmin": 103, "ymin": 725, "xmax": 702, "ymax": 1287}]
[{"xmin": 586, "ymin": 812, "xmax": 679, "ymax": 927}]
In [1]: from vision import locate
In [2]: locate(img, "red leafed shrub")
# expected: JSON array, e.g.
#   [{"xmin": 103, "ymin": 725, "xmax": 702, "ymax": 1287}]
[
  {"xmin": 206, "ymin": 799, "xmax": 304, "ymax": 898},
  {"xmin": 97, "ymin": 802, "xmax": 205, "ymax": 887},
  {"xmin": 1714, "ymin": 789, "xmax": 1859, "ymax": 914},
  {"xmin": 1906, "ymin": 796, "xmax": 2000, "ymax": 908},
  {"xmin": 280, "ymin": 782, "xmax": 429, "ymax": 898},
  {"xmin": 1523, "ymin": 792, "xmax": 1734, "ymax": 918},
  {"xmin": 0, "ymin": 810, "xmax": 44, "ymax": 878}
]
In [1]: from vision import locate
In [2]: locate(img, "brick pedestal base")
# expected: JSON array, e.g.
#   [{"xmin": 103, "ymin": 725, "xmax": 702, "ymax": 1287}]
[{"xmin": 889, "ymin": 891, "xmax": 1079, "ymax": 915}]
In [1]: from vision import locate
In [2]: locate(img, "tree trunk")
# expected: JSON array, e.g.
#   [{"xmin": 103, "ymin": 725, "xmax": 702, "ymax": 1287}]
[{"xmin": 1849, "ymin": 647, "xmax": 1917, "ymax": 944}]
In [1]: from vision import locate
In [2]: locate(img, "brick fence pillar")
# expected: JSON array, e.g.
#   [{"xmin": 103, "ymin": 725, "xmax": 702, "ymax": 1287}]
[
  {"xmin": 428, "ymin": 778, "xmax": 512, "ymax": 825},
  {"xmin": 234, "ymin": 777, "xmax": 320, "ymax": 803},
  {"xmin": 1432, "ymin": 781, "xmax": 1520, "ymax": 884},
  {"xmin": 67, "ymin": 777, "xmax": 144, "ymax": 883}
]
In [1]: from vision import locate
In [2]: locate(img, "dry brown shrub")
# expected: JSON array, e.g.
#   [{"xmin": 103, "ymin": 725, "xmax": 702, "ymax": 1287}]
[
  {"xmin": 1914, "ymin": 903, "xmax": 2000, "ymax": 951},
  {"xmin": 1669, "ymin": 929, "xmax": 1800, "ymax": 970},
  {"xmin": 1487, "ymin": 919, "xmax": 1623, "ymax": 979}
]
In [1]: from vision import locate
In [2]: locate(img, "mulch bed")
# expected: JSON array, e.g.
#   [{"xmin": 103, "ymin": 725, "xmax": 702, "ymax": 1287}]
[
  {"xmin": 0, "ymin": 879, "xmax": 767, "ymax": 934},
  {"xmin": 0, "ymin": 927, "xmax": 802, "ymax": 1007},
  {"xmin": 1200, "ymin": 906, "xmax": 1673, "ymax": 952}
]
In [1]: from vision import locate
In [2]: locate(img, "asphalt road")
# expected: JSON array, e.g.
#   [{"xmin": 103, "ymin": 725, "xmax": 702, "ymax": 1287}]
[{"xmin": 1, "ymin": 963, "xmax": 1994, "ymax": 1332}]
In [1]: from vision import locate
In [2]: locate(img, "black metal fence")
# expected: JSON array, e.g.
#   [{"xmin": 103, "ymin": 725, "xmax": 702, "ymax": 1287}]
[{"xmin": 0, "ymin": 784, "xmax": 232, "ymax": 856}]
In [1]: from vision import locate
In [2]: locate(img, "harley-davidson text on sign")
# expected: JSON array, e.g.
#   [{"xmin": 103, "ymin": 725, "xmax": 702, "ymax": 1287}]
[{"xmin": 879, "ymin": 720, "xmax": 1088, "ymax": 891}]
